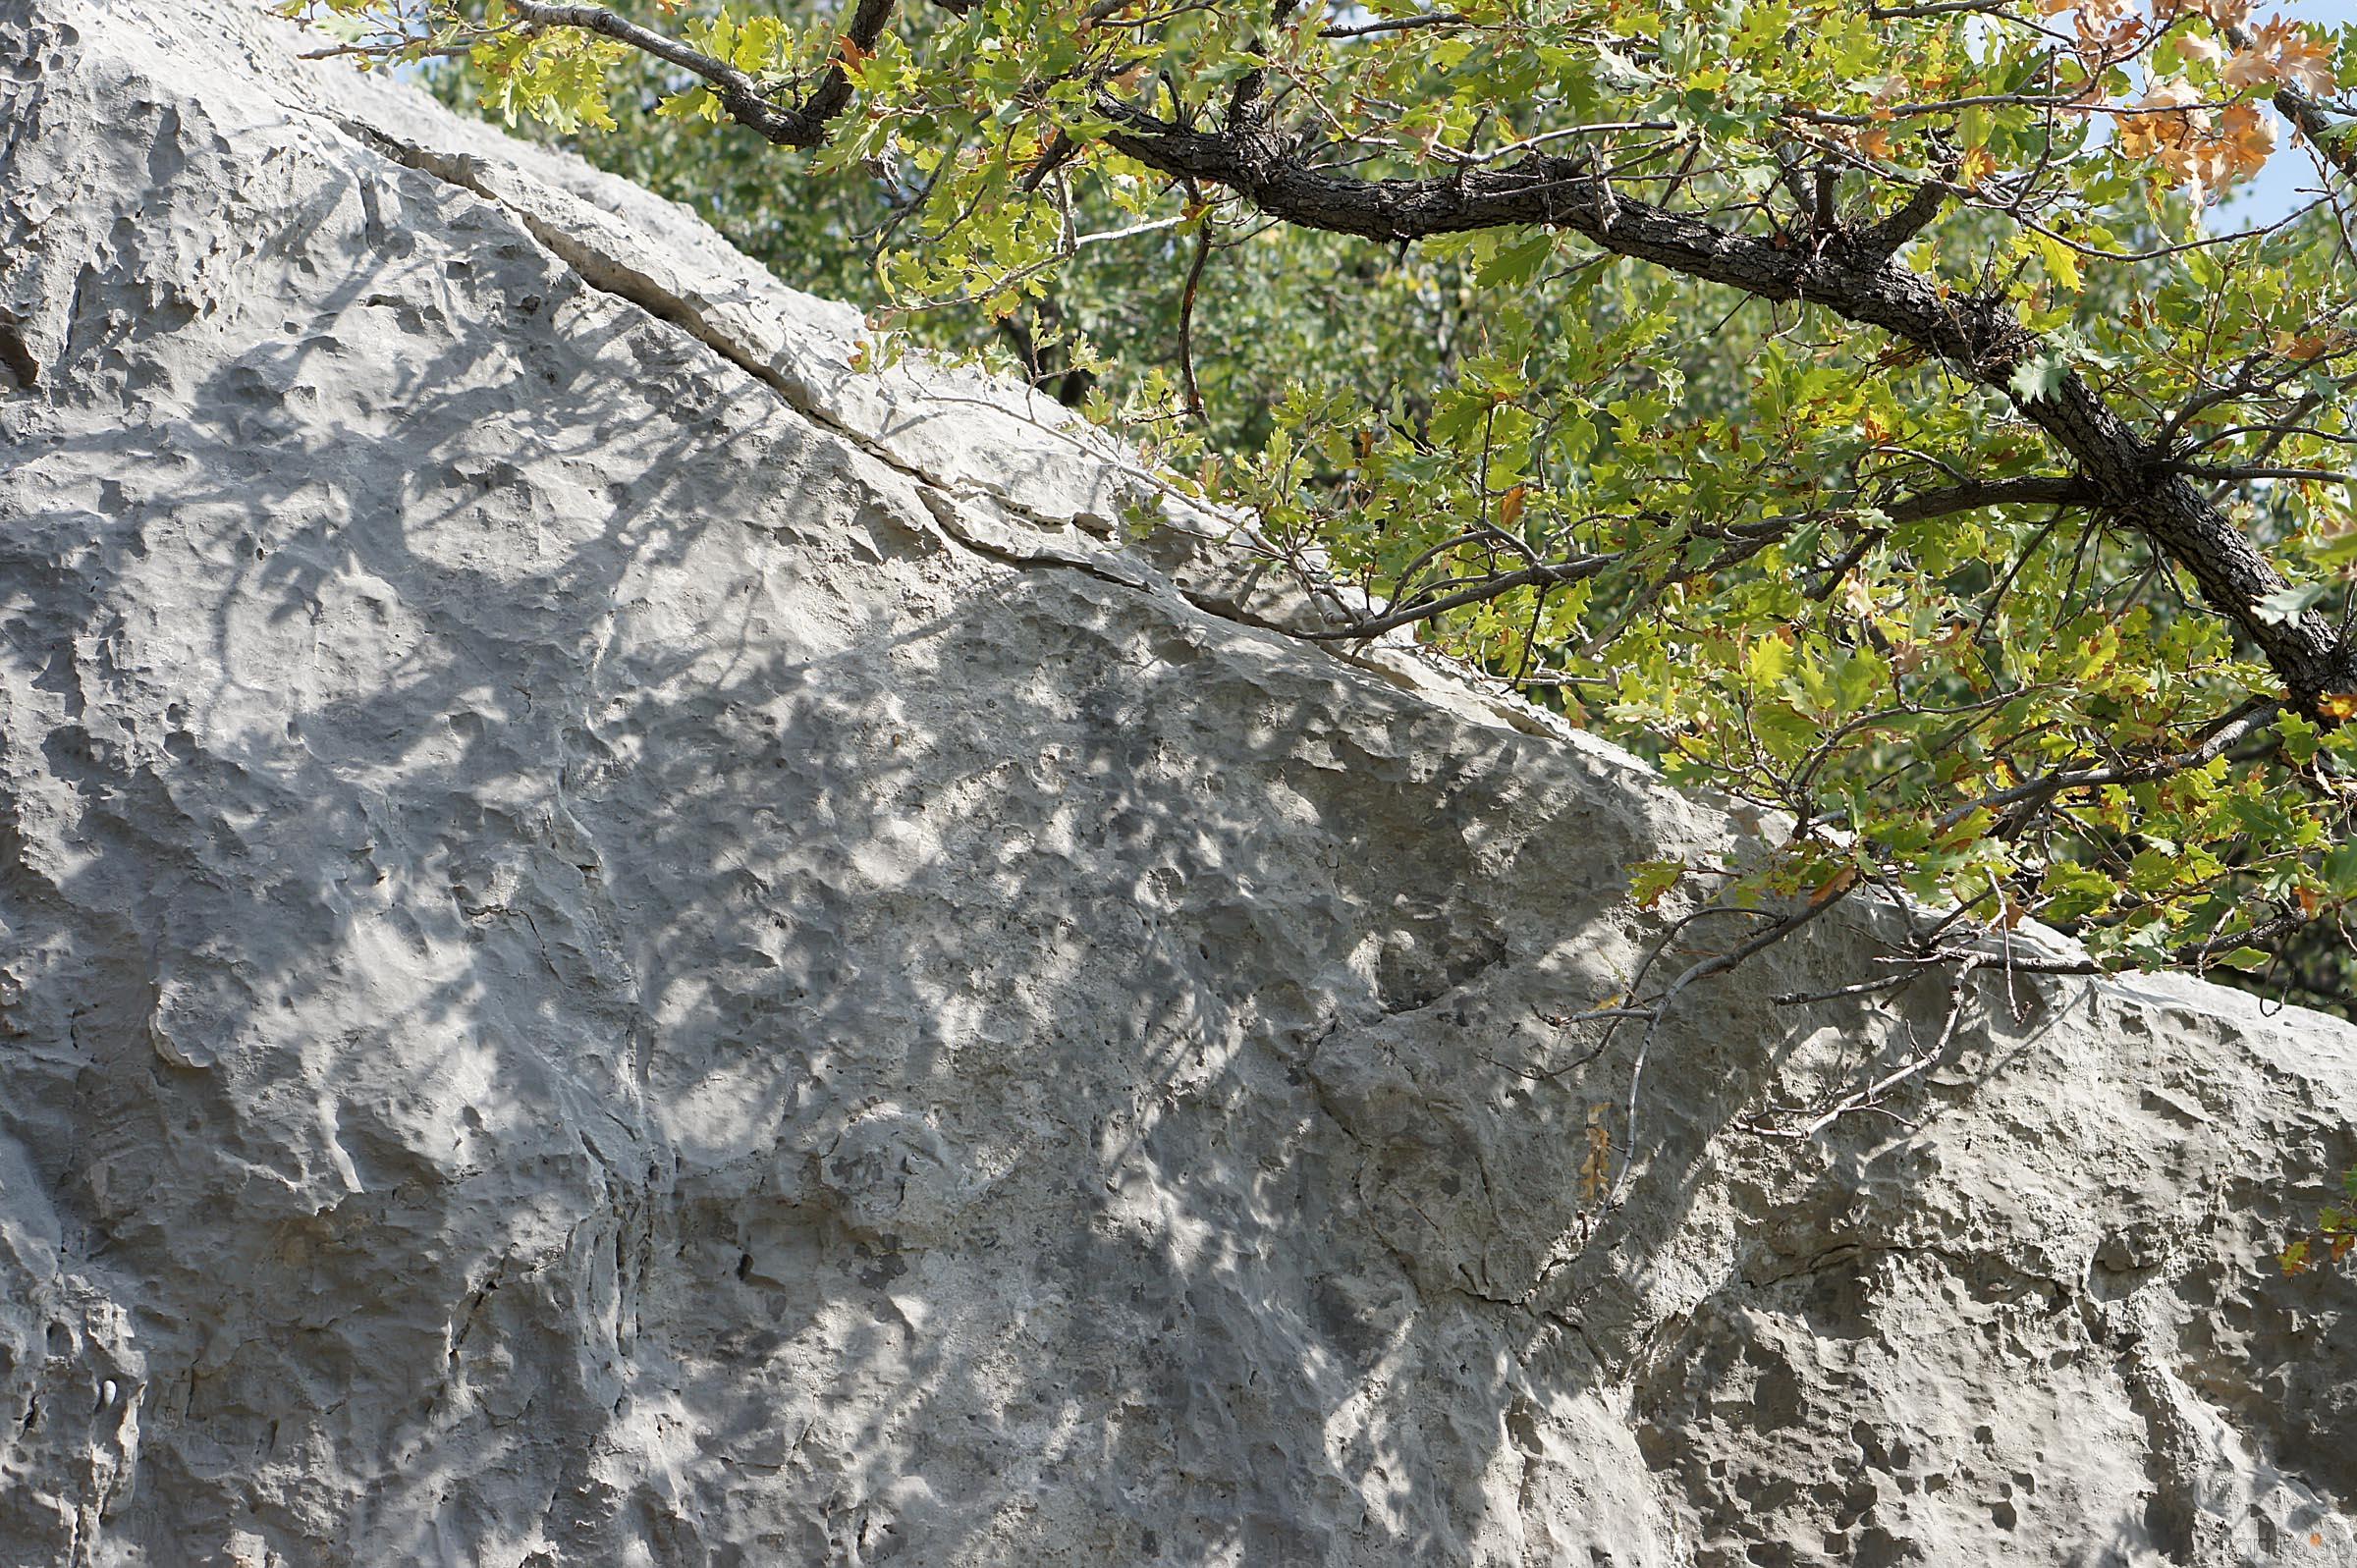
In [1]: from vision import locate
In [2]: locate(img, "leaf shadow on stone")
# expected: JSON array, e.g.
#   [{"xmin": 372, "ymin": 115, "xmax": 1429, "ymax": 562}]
[{"xmin": 4, "ymin": 35, "xmax": 2357, "ymax": 1568}]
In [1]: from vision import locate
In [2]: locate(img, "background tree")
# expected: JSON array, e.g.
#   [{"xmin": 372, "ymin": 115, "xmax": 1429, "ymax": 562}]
[{"xmin": 299, "ymin": 0, "xmax": 2357, "ymax": 1041}]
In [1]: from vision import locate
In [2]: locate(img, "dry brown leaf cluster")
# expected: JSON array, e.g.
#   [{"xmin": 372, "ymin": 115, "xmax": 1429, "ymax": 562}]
[
  {"xmin": 2118, "ymin": 79, "xmax": 2278, "ymax": 197},
  {"xmin": 2048, "ymin": 0, "xmax": 2153, "ymax": 65},
  {"xmin": 2155, "ymin": 0, "xmax": 2256, "ymax": 28},
  {"xmin": 2025, "ymin": 2, "xmax": 2328, "ymax": 199},
  {"xmin": 2223, "ymin": 15, "xmax": 2336, "ymax": 96}
]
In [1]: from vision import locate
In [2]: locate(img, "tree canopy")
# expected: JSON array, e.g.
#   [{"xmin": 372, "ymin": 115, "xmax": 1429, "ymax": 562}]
[{"xmin": 299, "ymin": 0, "xmax": 2357, "ymax": 1040}]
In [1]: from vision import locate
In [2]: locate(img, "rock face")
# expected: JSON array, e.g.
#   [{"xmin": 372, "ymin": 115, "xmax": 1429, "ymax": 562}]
[{"xmin": 3, "ymin": 4, "xmax": 2355, "ymax": 1563}]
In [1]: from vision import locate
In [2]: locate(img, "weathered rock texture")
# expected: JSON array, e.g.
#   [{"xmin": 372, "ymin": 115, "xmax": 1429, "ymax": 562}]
[{"xmin": 4, "ymin": 4, "xmax": 2356, "ymax": 1563}]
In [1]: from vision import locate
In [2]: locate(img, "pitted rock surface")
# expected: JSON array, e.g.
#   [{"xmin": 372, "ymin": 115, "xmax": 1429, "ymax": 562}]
[{"xmin": 3, "ymin": 3, "xmax": 2355, "ymax": 1563}]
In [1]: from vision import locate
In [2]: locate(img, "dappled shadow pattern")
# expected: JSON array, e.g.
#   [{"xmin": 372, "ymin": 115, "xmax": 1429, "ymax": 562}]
[{"xmin": 2, "ymin": 6, "xmax": 2355, "ymax": 1566}]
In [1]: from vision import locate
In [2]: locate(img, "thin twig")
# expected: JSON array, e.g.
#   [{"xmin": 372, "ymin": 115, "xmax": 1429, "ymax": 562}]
[{"xmin": 1177, "ymin": 216, "xmax": 1214, "ymax": 422}]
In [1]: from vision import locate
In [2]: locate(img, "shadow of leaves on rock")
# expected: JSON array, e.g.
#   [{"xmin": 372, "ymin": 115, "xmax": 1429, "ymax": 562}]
[{"xmin": 4, "ymin": 24, "xmax": 2356, "ymax": 1568}]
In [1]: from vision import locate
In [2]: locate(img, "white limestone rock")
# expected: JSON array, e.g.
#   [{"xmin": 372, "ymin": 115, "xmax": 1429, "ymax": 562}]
[{"xmin": 2, "ymin": 2, "xmax": 2354, "ymax": 1563}]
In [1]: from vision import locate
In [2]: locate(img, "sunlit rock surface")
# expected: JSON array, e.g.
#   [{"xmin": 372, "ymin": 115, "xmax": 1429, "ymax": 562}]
[{"xmin": 4, "ymin": 3, "xmax": 2355, "ymax": 1562}]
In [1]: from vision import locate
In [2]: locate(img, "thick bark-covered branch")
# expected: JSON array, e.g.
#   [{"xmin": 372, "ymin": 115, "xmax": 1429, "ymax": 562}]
[
  {"xmin": 1883, "ymin": 475, "xmax": 2095, "ymax": 519},
  {"xmin": 1318, "ymin": 11, "xmax": 1468, "ymax": 38},
  {"xmin": 1094, "ymin": 109, "xmax": 2357, "ymax": 708},
  {"xmin": 508, "ymin": 0, "xmax": 894, "ymax": 145}
]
